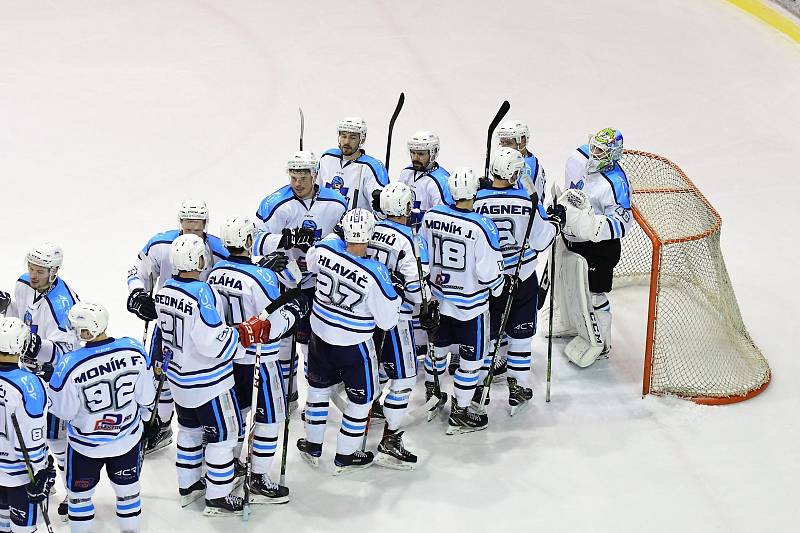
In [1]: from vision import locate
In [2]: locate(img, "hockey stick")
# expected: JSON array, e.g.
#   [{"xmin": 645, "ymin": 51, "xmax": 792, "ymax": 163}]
[
  {"xmin": 546, "ymin": 238, "xmax": 557, "ymax": 403},
  {"xmin": 299, "ymin": 107, "xmax": 304, "ymax": 151},
  {"xmin": 479, "ymin": 191, "xmax": 538, "ymax": 409},
  {"xmin": 278, "ymin": 334, "xmax": 297, "ymax": 486},
  {"xmin": 242, "ymin": 342, "xmax": 263, "ymax": 521},
  {"xmin": 141, "ymin": 271, "xmax": 154, "ymax": 348},
  {"xmin": 484, "ymin": 101, "xmax": 511, "ymax": 179},
  {"xmin": 140, "ymin": 348, "xmax": 172, "ymax": 466},
  {"xmin": 10, "ymin": 413, "xmax": 55, "ymax": 533},
  {"xmin": 385, "ymin": 92, "xmax": 404, "ymax": 172}
]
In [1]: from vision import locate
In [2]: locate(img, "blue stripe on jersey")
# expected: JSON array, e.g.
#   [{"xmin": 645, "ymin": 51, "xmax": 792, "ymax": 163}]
[
  {"xmin": 313, "ymin": 302, "xmax": 375, "ymax": 330},
  {"xmin": 256, "ymin": 185, "xmax": 295, "ymax": 222},
  {"xmin": 0, "ymin": 371, "xmax": 46, "ymax": 417},
  {"xmin": 143, "ymin": 229, "xmax": 180, "ymax": 254},
  {"xmin": 43, "ymin": 277, "xmax": 76, "ymax": 332},
  {"xmin": 168, "ymin": 361, "xmax": 232, "ymax": 384},
  {"xmin": 50, "ymin": 338, "xmax": 147, "ymax": 391}
]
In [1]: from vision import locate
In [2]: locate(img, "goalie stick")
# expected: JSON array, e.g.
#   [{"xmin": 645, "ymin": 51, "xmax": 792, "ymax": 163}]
[
  {"xmin": 484, "ymin": 100, "xmax": 511, "ymax": 179},
  {"xmin": 10, "ymin": 413, "xmax": 55, "ymax": 533},
  {"xmin": 478, "ymin": 190, "xmax": 539, "ymax": 411},
  {"xmin": 351, "ymin": 92, "xmax": 404, "ymax": 210}
]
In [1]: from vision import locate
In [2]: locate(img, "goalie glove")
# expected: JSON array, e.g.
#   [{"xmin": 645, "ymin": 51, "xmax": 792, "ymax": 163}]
[
  {"xmin": 236, "ymin": 316, "xmax": 271, "ymax": 348},
  {"xmin": 558, "ymin": 189, "xmax": 604, "ymax": 242}
]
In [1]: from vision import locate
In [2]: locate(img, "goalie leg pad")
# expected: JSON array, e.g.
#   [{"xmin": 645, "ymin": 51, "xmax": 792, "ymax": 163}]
[
  {"xmin": 560, "ymin": 248, "xmax": 606, "ymax": 368},
  {"xmin": 539, "ymin": 242, "xmax": 579, "ymax": 338}
]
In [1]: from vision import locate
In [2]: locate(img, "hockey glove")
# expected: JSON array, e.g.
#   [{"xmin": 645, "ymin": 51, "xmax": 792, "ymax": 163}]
[
  {"xmin": 236, "ymin": 316, "xmax": 271, "ymax": 348},
  {"xmin": 38, "ymin": 362, "xmax": 54, "ymax": 382},
  {"xmin": 390, "ymin": 270, "xmax": 406, "ymax": 300},
  {"xmin": 259, "ymin": 252, "xmax": 289, "ymax": 273},
  {"xmin": 295, "ymin": 227, "xmax": 316, "ymax": 252},
  {"xmin": 127, "ymin": 289, "xmax": 157, "ymax": 321},
  {"xmin": 0, "ymin": 291, "xmax": 10, "ymax": 314},
  {"xmin": 419, "ymin": 300, "xmax": 440, "ymax": 332},
  {"xmin": 144, "ymin": 418, "xmax": 163, "ymax": 447},
  {"xmin": 27, "ymin": 455, "xmax": 56, "ymax": 504},
  {"xmin": 371, "ymin": 189, "xmax": 383, "ymax": 213},
  {"xmin": 25, "ymin": 332, "xmax": 42, "ymax": 359},
  {"xmin": 479, "ymin": 176, "xmax": 493, "ymax": 190},
  {"xmin": 278, "ymin": 228, "xmax": 295, "ymax": 250},
  {"xmin": 503, "ymin": 274, "xmax": 520, "ymax": 297},
  {"xmin": 546, "ymin": 204, "xmax": 567, "ymax": 232},
  {"xmin": 283, "ymin": 293, "xmax": 310, "ymax": 324}
]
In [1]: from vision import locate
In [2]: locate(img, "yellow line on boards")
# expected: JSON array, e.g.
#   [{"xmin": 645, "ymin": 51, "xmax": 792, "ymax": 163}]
[{"xmin": 725, "ymin": 0, "xmax": 800, "ymax": 43}]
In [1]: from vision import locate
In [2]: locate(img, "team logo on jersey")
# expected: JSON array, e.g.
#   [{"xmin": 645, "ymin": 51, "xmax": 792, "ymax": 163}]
[
  {"xmin": 327, "ymin": 176, "xmax": 350, "ymax": 197},
  {"xmin": 23, "ymin": 311, "xmax": 32, "ymax": 326},
  {"xmin": 570, "ymin": 180, "xmax": 585, "ymax": 190},
  {"xmin": 302, "ymin": 219, "xmax": 322, "ymax": 240},
  {"xmin": 95, "ymin": 413, "xmax": 123, "ymax": 431}
]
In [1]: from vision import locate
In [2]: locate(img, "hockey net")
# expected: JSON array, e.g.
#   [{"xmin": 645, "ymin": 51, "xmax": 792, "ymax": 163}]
[{"xmin": 613, "ymin": 150, "xmax": 770, "ymax": 404}]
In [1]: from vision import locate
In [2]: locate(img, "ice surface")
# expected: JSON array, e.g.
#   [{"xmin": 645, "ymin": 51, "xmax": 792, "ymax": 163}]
[{"xmin": 1, "ymin": 1, "xmax": 797, "ymax": 531}]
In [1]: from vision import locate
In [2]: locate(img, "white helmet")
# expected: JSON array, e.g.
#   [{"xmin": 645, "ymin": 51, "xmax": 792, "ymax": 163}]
[
  {"xmin": 341, "ymin": 208, "xmax": 375, "ymax": 244},
  {"xmin": 26, "ymin": 242, "xmax": 63, "ymax": 283},
  {"xmin": 179, "ymin": 199, "xmax": 209, "ymax": 222},
  {"xmin": 497, "ymin": 119, "xmax": 530, "ymax": 146},
  {"xmin": 287, "ymin": 150, "xmax": 318, "ymax": 175},
  {"xmin": 0, "ymin": 317, "xmax": 30, "ymax": 355},
  {"xmin": 380, "ymin": 183, "xmax": 413, "ymax": 217},
  {"xmin": 68, "ymin": 302, "xmax": 109, "ymax": 342},
  {"xmin": 448, "ymin": 167, "xmax": 480, "ymax": 201},
  {"xmin": 491, "ymin": 147, "xmax": 525, "ymax": 184},
  {"xmin": 171, "ymin": 233, "xmax": 207, "ymax": 273},
  {"xmin": 221, "ymin": 216, "xmax": 256, "ymax": 249},
  {"xmin": 337, "ymin": 117, "xmax": 367, "ymax": 146},
  {"xmin": 407, "ymin": 130, "xmax": 440, "ymax": 163}
]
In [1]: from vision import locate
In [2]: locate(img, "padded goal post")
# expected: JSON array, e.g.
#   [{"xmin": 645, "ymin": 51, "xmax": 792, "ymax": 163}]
[{"xmin": 614, "ymin": 150, "xmax": 770, "ymax": 404}]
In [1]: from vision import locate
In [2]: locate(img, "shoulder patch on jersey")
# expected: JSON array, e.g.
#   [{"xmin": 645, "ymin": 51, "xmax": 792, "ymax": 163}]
[
  {"xmin": 195, "ymin": 282, "xmax": 223, "ymax": 327},
  {"xmin": 206, "ymin": 234, "xmax": 230, "ymax": 259},
  {"xmin": 322, "ymin": 148, "xmax": 343, "ymax": 158},
  {"xmin": 18, "ymin": 274, "xmax": 31, "ymax": 286},
  {"xmin": 256, "ymin": 185, "xmax": 294, "ymax": 222},
  {"xmin": 601, "ymin": 165, "xmax": 632, "ymax": 209},
  {"xmin": 358, "ymin": 256, "xmax": 398, "ymax": 300},
  {"xmin": 5, "ymin": 370, "xmax": 47, "ymax": 417},
  {"xmin": 356, "ymin": 153, "xmax": 389, "ymax": 186},
  {"xmin": 144, "ymin": 229, "xmax": 181, "ymax": 254},
  {"xmin": 46, "ymin": 278, "xmax": 77, "ymax": 330},
  {"xmin": 317, "ymin": 186, "xmax": 349, "ymax": 209}
]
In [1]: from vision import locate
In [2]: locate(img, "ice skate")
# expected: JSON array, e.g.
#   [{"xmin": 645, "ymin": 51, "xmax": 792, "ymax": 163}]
[
  {"xmin": 248, "ymin": 474, "xmax": 289, "ymax": 504},
  {"xmin": 58, "ymin": 496, "xmax": 68, "ymax": 522},
  {"xmin": 446, "ymin": 398, "xmax": 488, "ymax": 435},
  {"xmin": 471, "ymin": 384, "xmax": 489, "ymax": 411},
  {"xmin": 179, "ymin": 478, "xmax": 206, "ymax": 508},
  {"xmin": 376, "ymin": 429, "xmax": 417, "ymax": 471},
  {"xmin": 333, "ymin": 449, "xmax": 374, "ymax": 475},
  {"xmin": 203, "ymin": 493, "xmax": 244, "ymax": 516},
  {"xmin": 296, "ymin": 438, "xmax": 321, "ymax": 467},
  {"xmin": 144, "ymin": 418, "xmax": 173, "ymax": 455},
  {"xmin": 508, "ymin": 378, "xmax": 534, "ymax": 416},
  {"xmin": 424, "ymin": 381, "xmax": 448, "ymax": 421}
]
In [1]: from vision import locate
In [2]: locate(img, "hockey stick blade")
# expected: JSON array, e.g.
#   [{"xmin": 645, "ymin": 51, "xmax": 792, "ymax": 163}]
[
  {"xmin": 426, "ymin": 393, "xmax": 448, "ymax": 422},
  {"xmin": 484, "ymin": 100, "xmax": 511, "ymax": 178}
]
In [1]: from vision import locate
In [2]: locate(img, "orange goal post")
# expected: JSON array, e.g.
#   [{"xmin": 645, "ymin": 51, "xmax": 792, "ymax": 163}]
[{"xmin": 613, "ymin": 150, "xmax": 770, "ymax": 404}]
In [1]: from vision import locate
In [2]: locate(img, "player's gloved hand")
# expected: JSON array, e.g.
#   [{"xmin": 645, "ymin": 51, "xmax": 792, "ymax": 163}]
[
  {"xmin": 479, "ymin": 176, "xmax": 493, "ymax": 190},
  {"xmin": 390, "ymin": 271, "xmax": 406, "ymax": 299},
  {"xmin": 25, "ymin": 332, "xmax": 42, "ymax": 359},
  {"xmin": 258, "ymin": 252, "xmax": 289, "ymax": 273},
  {"xmin": 419, "ymin": 300, "xmax": 440, "ymax": 332},
  {"xmin": 236, "ymin": 316, "xmax": 271, "ymax": 348},
  {"xmin": 295, "ymin": 227, "xmax": 316, "ymax": 252},
  {"xmin": 127, "ymin": 289, "xmax": 157, "ymax": 321},
  {"xmin": 38, "ymin": 362, "xmax": 54, "ymax": 382},
  {"xmin": 333, "ymin": 224, "xmax": 345, "ymax": 241},
  {"xmin": 26, "ymin": 455, "xmax": 56, "ymax": 504},
  {"xmin": 144, "ymin": 418, "xmax": 162, "ymax": 447},
  {"xmin": 503, "ymin": 274, "xmax": 519, "ymax": 297},
  {"xmin": 0, "ymin": 291, "xmax": 10, "ymax": 314},
  {"xmin": 371, "ymin": 189, "xmax": 383, "ymax": 213},
  {"xmin": 546, "ymin": 204, "xmax": 567, "ymax": 232},
  {"xmin": 283, "ymin": 293, "xmax": 310, "ymax": 323},
  {"xmin": 278, "ymin": 228, "xmax": 296, "ymax": 250}
]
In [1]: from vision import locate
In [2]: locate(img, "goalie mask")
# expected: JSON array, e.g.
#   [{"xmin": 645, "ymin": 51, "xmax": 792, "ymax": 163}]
[{"xmin": 587, "ymin": 128, "xmax": 624, "ymax": 174}]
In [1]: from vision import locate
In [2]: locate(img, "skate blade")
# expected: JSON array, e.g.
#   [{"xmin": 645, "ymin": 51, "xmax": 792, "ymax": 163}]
[
  {"xmin": 242, "ymin": 505, "xmax": 251, "ymax": 522},
  {"xmin": 180, "ymin": 490, "xmax": 206, "ymax": 508},
  {"xmin": 332, "ymin": 462, "xmax": 373, "ymax": 476},
  {"xmin": 446, "ymin": 424, "xmax": 487, "ymax": 436},
  {"xmin": 248, "ymin": 494, "xmax": 290, "ymax": 505},
  {"xmin": 375, "ymin": 453, "xmax": 416, "ymax": 471},
  {"xmin": 299, "ymin": 453, "xmax": 319, "ymax": 468},
  {"xmin": 203, "ymin": 506, "xmax": 243, "ymax": 517},
  {"xmin": 144, "ymin": 437, "xmax": 173, "ymax": 455},
  {"xmin": 426, "ymin": 394, "xmax": 448, "ymax": 422},
  {"xmin": 509, "ymin": 400, "xmax": 532, "ymax": 417}
]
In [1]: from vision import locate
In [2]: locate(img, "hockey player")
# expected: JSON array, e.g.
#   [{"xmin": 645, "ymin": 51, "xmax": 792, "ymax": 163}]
[
  {"xmin": 421, "ymin": 168, "xmax": 505, "ymax": 434},
  {"xmin": 496, "ymin": 119, "xmax": 547, "ymax": 201},
  {"xmin": 208, "ymin": 216, "xmax": 309, "ymax": 503},
  {"xmin": 474, "ymin": 148, "xmax": 560, "ymax": 414},
  {"xmin": 549, "ymin": 128, "xmax": 631, "ymax": 367},
  {"xmin": 394, "ymin": 130, "xmax": 451, "ymax": 360},
  {"xmin": 0, "ymin": 242, "xmax": 78, "ymax": 519},
  {"xmin": 254, "ymin": 151, "xmax": 348, "ymax": 405},
  {"xmin": 367, "ymin": 183, "xmax": 436, "ymax": 469},
  {"xmin": 0, "ymin": 316, "xmax": 56, "ymax": 533},
  {"xmin": 125, "ymin": 199, "xmax": 229, "ymax": 454},
  {"xmin": 48, "ymin": 302, "xmax": 155, "ymax": 532},
  {"xmin": 316, "ymin": 117, "xmax": 389, "ymax": 210},
  {"xmin": 296, "ymin": 209, "xmax": 401, "ymax": 474},
  {"xmin": 154, "ymin": 233, "xmax": 271, "ymax": 516}
]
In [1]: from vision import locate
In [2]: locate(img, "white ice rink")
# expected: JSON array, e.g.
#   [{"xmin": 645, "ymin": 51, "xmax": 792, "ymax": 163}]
[{"xmin": 1, "ymin": 1, "xmax": 798, "ymax": 531}]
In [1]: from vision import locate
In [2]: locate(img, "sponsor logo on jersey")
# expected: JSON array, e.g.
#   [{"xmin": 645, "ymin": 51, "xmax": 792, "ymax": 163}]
[
  {"xmin": 345, "ymin": 386, "xmax": 366, "ymax": 400},
  {"xmin": 435, "ymin": 273, "xmax": 451, "ymax": 285},
  {"xmin": 95, "ymin": 413, "xmax": 123, "ymax": 431},
  {"xmin": 114, "ymin": 466, "xmax": 138, "ymax": 479},
  {"xmin": 74, "ymin": 477, "xmax": 94, "ymax": 490}
]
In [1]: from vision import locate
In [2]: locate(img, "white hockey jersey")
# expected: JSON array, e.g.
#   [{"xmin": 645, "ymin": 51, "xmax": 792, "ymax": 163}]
[
  {"xmin": 0, "ymin": 365, "xmax": 48, "ymax": 487},
  {"xmin": 396, "ymin": 163, "xmax": 452, "ymax": 217},
  {"xmin": 154, "ymin": 277, "xmax": 239, "ymax": 408},
  {"xmin": 421, "ymin": 205, "xmax": 504, "ymax": 321},
  {"xmin": 48, "ymin": 337, "xmax": 155, "ymax": 458},
  {"xmin": 306, "ymin": 236, "xmax": 400, "ymax": 345},
  {"xmin": 367, "ymin": 219, "xmax": 430, "ymax": 315},
  {"xmin": 253, "ymin": 184, "xmax": 348, "ymax": 289},
  {"xmin": 207, "ymin": 256, "xmax": 297, "ymax": 365},
  {"xmin": 517, "ymin": 152, "xmax": 547, "ymax": 203},
  {"xmin": 564, "ymin": 145, "xmax": 632, "ymax": 242},
  {"xmin": 6, "ymin": 275, "xmax": 79, "ymax": 365},
  {"xmin": 316, "ymin": 149, "xmax": 389, "ymax": 210},
  {"xmin": 474, "ymin": 186, "xmax": 557, "ymax": 282},
  {"xmin": 127, "ymin": 229, "xmax": 230, "ymax": 294}
]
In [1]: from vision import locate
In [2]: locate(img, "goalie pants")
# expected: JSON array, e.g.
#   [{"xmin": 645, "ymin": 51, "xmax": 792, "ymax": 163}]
[
  {"xmin": 65, "ymin": 441, "xmax": 142, "ymax": 533},
  {"xmin": 564, "ymin": 238, "xmax": 622, "ymax": 293},
  {"xmin": 486, "ymin": 272, "xmax": 539, "ymax": 387}
]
